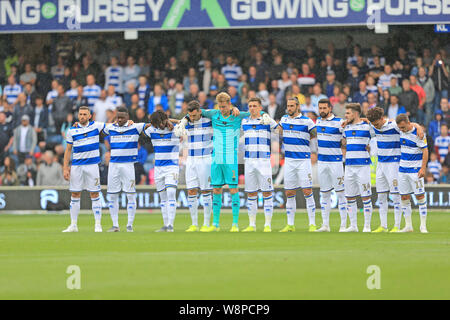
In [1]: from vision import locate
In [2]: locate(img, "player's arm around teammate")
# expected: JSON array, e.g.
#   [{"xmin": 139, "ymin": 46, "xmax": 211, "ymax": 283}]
[
  {"xmin": 241, "ymin": 98, "xmax": 279, "ymax": 232},
  {"xmin": 280, "ymin": 97, "xmax": 318, "ymax": 232},
  {"xmin": 62, "ymin": 106, "xmax": 104, "ymax": 233},
  {"xmin": 396, "ymin": 114, "xmax": 429, "ymax": 233}
]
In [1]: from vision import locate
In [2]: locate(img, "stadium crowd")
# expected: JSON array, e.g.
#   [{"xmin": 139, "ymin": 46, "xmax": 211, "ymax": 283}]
[{"xmin": 0, "ymin": 31, "xmax": 449, "ymax": 187}]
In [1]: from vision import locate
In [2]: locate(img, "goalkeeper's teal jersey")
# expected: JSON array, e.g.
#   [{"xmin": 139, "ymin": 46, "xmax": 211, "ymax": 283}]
[{"xmin": 202, "ymin": 109, "xmax": 250, "ymax": 165}]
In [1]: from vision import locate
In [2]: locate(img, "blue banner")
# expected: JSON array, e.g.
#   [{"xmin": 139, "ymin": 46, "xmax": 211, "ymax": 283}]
[{"xmin": 0, "ymin": 0, "xmax": 448, "ymax": 33}]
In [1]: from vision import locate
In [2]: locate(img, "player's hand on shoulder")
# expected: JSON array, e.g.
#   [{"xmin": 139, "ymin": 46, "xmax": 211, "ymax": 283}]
[
  {"xmin": 341, "ymin": 120, "xmax": 348, "ymax": 128},
  {"xmin": 232, "ymin": 107, "xmax": 240, "ymax": 117}
]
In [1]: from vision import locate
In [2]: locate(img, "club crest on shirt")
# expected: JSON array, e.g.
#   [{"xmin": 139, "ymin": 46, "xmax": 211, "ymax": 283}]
[
  {"xmin": 160, "ymin": 134, "xmax": 164, "ymax": 138},
  {"xmin": 352, "ymin": 131, "xmax": 356, "ymax": 135},
  {"xmin": 289, "ymin": 125, "xmax": 293, "ymax": 129},
  {"xmin": 321, "ymin": 127, "xmax": 325, "ymax": 132},
  {"xmin": 252, "ymin": 125, "xmax": 256, "ymax": 129}
]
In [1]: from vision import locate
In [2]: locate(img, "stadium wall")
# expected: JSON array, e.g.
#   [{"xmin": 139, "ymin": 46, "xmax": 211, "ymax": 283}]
[{"xmin": 0, "ymin": 185, "xmax": 450, "ymax": 212}]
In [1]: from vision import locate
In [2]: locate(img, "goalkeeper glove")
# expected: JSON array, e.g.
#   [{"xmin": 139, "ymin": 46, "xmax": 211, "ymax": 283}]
[
  {"xmin": 260, "ymin": 113, "xmax": 272, "ymax": 125},
  {"xmin": 174, "ymin": 117, "xmax": 188, "ymax": 137}
]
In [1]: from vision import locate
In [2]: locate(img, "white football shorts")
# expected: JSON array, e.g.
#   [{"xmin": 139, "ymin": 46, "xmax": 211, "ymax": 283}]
[
  {"xmin": 284, "ymin": 159, "xmax": 313, "ymax": 190},
  {"xmin": 70, "ymin": 164, "xmax": 101, "ymax": 193},
  {"xmin": 376, "ymin": 162, "xmax": 400, "ymax": 194},
  {"xmin": 244, "ymin": 159, "xmax": 274, "ymax": 193},
  {"xmin": 399, "ymin": 172, "xmax": 425, "ymax": 196},
  {"xmin": 318, "ymin": 161, "xmax": 345, "ymax": 193},
  {"xmin": 344, "ymin": 165, "xmax": 372, "ymax": 198},
  {"xmin": 107, "ymin": 162, "xmax": 136, "ymax": 194},
  {"xmin": 185, "ymin": 156, "xmax": 212, "ymax": 191},
  {"xmin": 155, "ymin": 166, "xmax": 179, "ymax": 192}
]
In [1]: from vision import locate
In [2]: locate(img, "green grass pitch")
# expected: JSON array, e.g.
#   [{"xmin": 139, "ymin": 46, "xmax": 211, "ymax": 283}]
[{"xmin": 0, "ymin": 210, "xmax": 449, "ymax": 300}]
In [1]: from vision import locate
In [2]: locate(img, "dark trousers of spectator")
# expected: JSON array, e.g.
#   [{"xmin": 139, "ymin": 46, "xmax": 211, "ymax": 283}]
[{"xmin": 17, "ymin": 152, "xmax": 29, "ymax": 164}]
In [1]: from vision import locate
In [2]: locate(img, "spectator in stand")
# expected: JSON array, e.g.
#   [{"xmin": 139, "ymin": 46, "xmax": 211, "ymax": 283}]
[
  {"xmin": 387, "ymin": 76, "xmax": 402, "ymax": 96},
  {"xmin": 278, "ymin": 70, "xmax": 292, "ymax": 93},
  {"xmin": 13, "ymin": 93, "xmax": 33, "ymax": 128},
  {"xmin": 346, "ymin": 65, "xmax": 362, "ymax": 95},
  {"xmin": 169, "ymin": 82, "xmax": 186, "ymax": 117},
  {"xmin": 3, "ymin": 74, "xmax": 22, "ymax": 106},
  {"xmin": 183, "ymin": 67, "xmax": 198, "ymax": 91},
  {"xmin": 297, "ymin": 63, "xmax": 316, "ymax": 90},
  {"xmin": 221, "ymin": 55, "xmax": 243, "ymax": 89},
  {"xmin": 83, "ymin": 74, "xmax": 101, "ymax": 110},
  {"xmin": 385, "ymin": 95, "xmax": 406, "ymax": 120},
  {"xmin": 66, "ymin": 79, "xmax": 79, "ymax": 101},
  {"xmin": 409, "ymin": 74, "xmax": 427, "ymax": 124},
  {"xmin": 51, "ymin": 56, "xmax": 65, "ymax": 81},
  {"xmin": 137, "ymin": 75, "xmax": 151, "ymax": 108},
  {"xmin": 290, "ymin": 84, "xmax": 306, "ymax": 106},
  {"xmin": 76, "ymin": 55, "xmax": 97, "ymax": 86},
  {"xmin": 23, "ymin": 79, "xmax": 38, "ymax": 105},
  {"xmin": 128, "ymin": 94, "xmax": 140, "ymax": 122},
  {"xmin": 228, "ymin": 86, "xmax": 241, "ymax": 110},
  {"xmin": 311, "ymin": 83, "xmax": 327, "ymax": 109},
  {"xmin": 17, "ymin": 154, "xmax": 37, "ymax": 186},
  {"xmin": 300, "ymin": 94, "xmax": 317, "ymax": 116},
  {"xmin": 105, "ymin": 85, "xmax": 123, "ymax": 110},
  {"xmin": 429, "ymin": 110, "xmax": 445, "ymax": 141},
  {"xmin": 1, "ymin": 156, "xmax": 19, "ymax": 186},
  {"xmin": 52, "ymin": 84, "xmax": 73, "ymax": 133},
  {"xmin": 429, "ymin": 53, "xmax": 449, "ymax": 111},
  {"xmin": 13, "ymin": 115, "xmax": 36, "ymax": 164},
  {"xmin": 36, "ymin": 150, "xmax": 65, "ymax": 186},
  {"xmin": 31, "ymin": 96, "xmax": 48, "ymax": 144},
  {"xmin": 323, "ymin": 70, "xmax": 341, "ymax": 98},
  {"xmin": 198, "ymin": 91, "xmax": 213, "ymax": 110},
  {"xmin": 0, "ymin": 111, "xmax": 13, "ymax": 165},
  {"xmin": 353, "ymin": 80, "xmax": 368, "ymax": 104},
  {"xmin": 438, "ymin": 164, "xmax": 450, "ymax": 184},
  {"xmin": 147, "ymin": 83, "xmax": 168, "ymax": 114},
  {"xmin": 93, "ymin": 90, "xmax": 113, "ymax": 123},
  {"xmin": 435, "ymin": 124, "xmax": 450, "ymax": 163},
  {"xmin": 216, "ymin": 73, "xmax": 228, "ymax": 93},
  {"xmin": 72, "ymin": 85, "xmax": 88, "ymax": 115},
  {"xmin": 104, "ymin": 56, "xmax": 124, "ymax": 94},
  {"xmin": 60, "ymin": 113, "xmax": 73, "ymax": 149},
  {"xmin": 253, "ymin": 52, "xmax": 269, "ymax": 84},
  {"xmin": 333, "ymin": 92, "xmax": 348, "ymax": 118},
  {"xmin": 19, "ymin": 63, "xmax": 37, "ymax": 88},
  {"xmin": 265, "ymin": 93, "xmax": 284, "ymax": 122},
  {"xmin": 257, "ymin": 82, "xmax": 269, "ymax": 108},
  {"xmin": 199, "ymin": 60, "xmax": 213, "ymax": 95},
  {"xmin": 123, "ymin": 56, "xmax": 141, "ymax": 87},
  {"xmin": 45, "ymin": 79, "xmax": 59, "ymax": 109},
  {"xmin": 428, "ymin": 152, "xmax": 441, "ymax": 181},
  {"xmin": 417, "ymin": 66, "xmax": 435, "ymax": 126},
  {"xmin": 378, "ymin": 64, "xmax": 395, "ymax": 92},
  {"xmin": 440, "ymin": 98, "xmax": 450, "ymax": 125},
  {"xmin": 367, "ymin": 92, "xmax": 377, "ymax": 109},
  {"xmin": 399, "ymin": 78, "xmax": 419, "ymax": 121},
  {"xmin": 35, "ymin": 63, "xmax": 53, "ymax": 98},
  {"xmin": 269, "ymin": 54, "xmax": 285, "ymax": 81},
  {"xmin": 165, "ymin": 56, "xmax": 183, "ymax": 83},
  {"xmin": 364, "ymin": 76, "xmax": 377, "ymax": 98},
  {"xmin": 186, "ymin": 83, "xmax": 200, "ymax": 103}
]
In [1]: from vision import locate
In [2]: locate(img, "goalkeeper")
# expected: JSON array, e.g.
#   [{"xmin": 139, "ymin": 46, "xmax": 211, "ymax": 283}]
[{"xmin": 175, "ymin": 92, "xmax": 271, "ymax": 232}]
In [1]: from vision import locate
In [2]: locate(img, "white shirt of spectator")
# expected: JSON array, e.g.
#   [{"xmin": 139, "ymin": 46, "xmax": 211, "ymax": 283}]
[
  {"xmin": 19, "ymin": 126, "xmax": 29, "ymax": 153},
  {"xmin": 93, "ymin": 99, "xmax": 114, "ymax": 123},
  {"xmin": 105, "ymin": 95, "xmax": 123, "ymax": 110}
]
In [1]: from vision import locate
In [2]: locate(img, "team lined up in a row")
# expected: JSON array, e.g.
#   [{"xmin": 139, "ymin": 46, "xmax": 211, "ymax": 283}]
[{"xmin": 61, "ymin": 94, "xmax": 428, "ymax": 233}]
